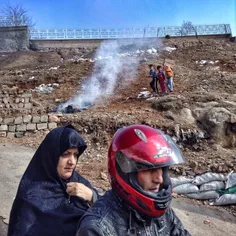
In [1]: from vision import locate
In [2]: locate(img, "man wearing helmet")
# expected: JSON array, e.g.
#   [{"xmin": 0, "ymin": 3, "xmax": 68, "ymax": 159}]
[{"xmin": 77, "ymin": 125, "xmax": 190, "ymax": 236}]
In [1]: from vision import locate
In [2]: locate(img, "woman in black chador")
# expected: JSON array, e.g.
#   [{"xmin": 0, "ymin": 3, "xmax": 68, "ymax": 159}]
[{"xmin": 8, "ymin": 125, "xmax": 98, "ymax": 236}]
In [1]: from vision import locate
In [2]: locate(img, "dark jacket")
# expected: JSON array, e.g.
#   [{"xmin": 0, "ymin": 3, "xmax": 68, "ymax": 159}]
[
  {"xmin": 149, "ymin": 69, "xmax": 157, "ymax": 80},
  {"xmin": 77, "ymin": 190, "xmax": 191, "ymax": 236},
  {"xmin": 8, "ymin": 126, "xmax": 98, "ymax": 236}
]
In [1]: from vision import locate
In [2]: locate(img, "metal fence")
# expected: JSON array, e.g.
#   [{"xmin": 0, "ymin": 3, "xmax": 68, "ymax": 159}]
[
  {"xmin": 0, "ymin": 16, "xmax": 231, "ymax": 40},
  {"xmin": 29, "ymin": 24, "xmax": 231, "ymax": 40},
  {"xmin": 0, "ymin": 16, "xmax": 12, "ymax": 26},
  {"xmin": 0, "ymin": 15, "xmax": 25, "ymax": 27}
]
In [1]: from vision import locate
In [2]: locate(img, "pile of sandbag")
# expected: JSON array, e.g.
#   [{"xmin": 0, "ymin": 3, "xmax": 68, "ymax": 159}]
[
  {"xmin": 213, "ymin": 172, "xmax": 236, "ymax": 206},
  {"xmin": 171, "ymin": 171, "xmax": 236, "ymax": 205}
]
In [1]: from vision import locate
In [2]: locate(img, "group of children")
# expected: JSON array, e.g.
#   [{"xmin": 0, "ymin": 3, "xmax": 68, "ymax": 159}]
[{"xmin": 149, "ymin": 64, "xmax": 174, "ymax": 96}]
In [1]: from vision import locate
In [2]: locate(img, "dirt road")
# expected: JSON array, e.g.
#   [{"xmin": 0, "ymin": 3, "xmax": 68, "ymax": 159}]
[
  {"xmin": 0, "ymin": 143, "xmax": 34, "ymax": 234},
  {"xmin": 172, "ymin": 199, "xmax": 236, "ymax": 236},
  {"xmin": 0, "ymin": 143, "xmax": 235, "ymax": 236}
]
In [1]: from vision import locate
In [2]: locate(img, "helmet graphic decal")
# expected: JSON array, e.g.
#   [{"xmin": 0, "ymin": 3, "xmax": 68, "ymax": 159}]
[
  {"xmin": 134, "ymin": 129, "xmax": 148, "ymax": 143},
  {"xmin": 154, "ymin": 147, "xmax": 172, "ymax": 158}
]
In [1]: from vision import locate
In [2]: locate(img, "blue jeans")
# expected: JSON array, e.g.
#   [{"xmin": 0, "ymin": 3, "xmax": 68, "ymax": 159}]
[{"xmin": 166, "ymin": 76, "xmax": 173, "ymax": 92}]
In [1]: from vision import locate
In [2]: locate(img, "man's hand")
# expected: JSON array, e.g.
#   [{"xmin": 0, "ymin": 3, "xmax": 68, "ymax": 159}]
[{"xmin": 66, "ymin": 182, "xmax": 93, "ymax": 202}]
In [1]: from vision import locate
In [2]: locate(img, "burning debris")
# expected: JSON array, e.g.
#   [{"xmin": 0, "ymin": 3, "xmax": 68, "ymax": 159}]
[
  {"xmin": 58, "ymin": 101, "xmax": 94, "ymax": 114},
  {"xmin": 64, "ymin": 104, "xmax": 81, "ymax": 113}
]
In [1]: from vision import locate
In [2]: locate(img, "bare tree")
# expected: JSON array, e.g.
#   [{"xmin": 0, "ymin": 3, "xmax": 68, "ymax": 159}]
[
  {"xmin": 0, "ymin": 2, "xmax": 35, "ymax": 27},
  {"xmin": 179, "ymin": 21, "xmax": 198, "ymax": 38}
]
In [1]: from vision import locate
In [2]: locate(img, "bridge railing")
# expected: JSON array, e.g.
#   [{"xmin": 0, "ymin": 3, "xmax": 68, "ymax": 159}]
[
  {"xmin": 0, "ymin": 17, "xmax": 231, "ymax": 40},
  {"xmin": 29, "ymin": 24, "xmax": 231, "ymax": 40}
]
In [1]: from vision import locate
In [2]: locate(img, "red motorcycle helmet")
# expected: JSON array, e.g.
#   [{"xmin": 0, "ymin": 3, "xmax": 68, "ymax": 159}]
[{"xmin": 108, "ymin": 124, "xmax": 184, "ymax": 217}]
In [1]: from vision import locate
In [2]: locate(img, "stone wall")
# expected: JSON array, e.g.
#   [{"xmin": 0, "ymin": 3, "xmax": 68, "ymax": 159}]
[
  {"xmin": 0, "ymin": 26, "xmax": 29, "ymax": 52},
  {"xmin": 0, "ymin": 114, "xmax": 58, "ymax": 138},
  {"xmin": 0, "ymin": 86, "xmax": 37, "ymax": 116},
  {"xmin": 0, "ymin": 86, "xmax": 47, "ymax": 117},
  {"xmin": 0, "ymin": 91, "xmax": 32, "ymax": 112}
]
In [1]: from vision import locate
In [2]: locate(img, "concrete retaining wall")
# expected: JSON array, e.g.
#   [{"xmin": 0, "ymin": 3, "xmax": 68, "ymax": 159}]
[
  {"xmin": 0, "ymin": 26, "xmax": 29, "ymax": 52},
  {"xmin": 30, "ymin": 39, "xmax": 102, "ymax": 50},
  {"xmin": 0, "ymin": 114, "xmax": 58, "ymax": 138}
]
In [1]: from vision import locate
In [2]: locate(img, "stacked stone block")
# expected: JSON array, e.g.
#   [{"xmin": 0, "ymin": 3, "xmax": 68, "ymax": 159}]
[
  {"xmin": 0, "ymin": 92, "xmax": 33, "ymax": 110},
  {"xmin": 0, "ymin": 115, "xmax": 57, "ymax": 138}
]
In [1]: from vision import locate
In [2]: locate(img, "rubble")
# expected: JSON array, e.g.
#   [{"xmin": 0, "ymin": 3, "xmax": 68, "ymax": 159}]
[
  {"xmin": 163, "ymin": 46, "xmax": 177, "ymax": 52},
  {"xmin": 137, "ymin": 91, "xmax": 151, "ymax": 98},
  {"xmin": 32, "ymin": 83, "xmax": 59, "ymax": 93}
]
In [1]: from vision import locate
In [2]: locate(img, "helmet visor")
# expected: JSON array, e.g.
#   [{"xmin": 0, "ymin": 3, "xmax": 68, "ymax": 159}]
[{"xmin": 116, "ymin": 134, "xmax": 184, "ymax": 174}]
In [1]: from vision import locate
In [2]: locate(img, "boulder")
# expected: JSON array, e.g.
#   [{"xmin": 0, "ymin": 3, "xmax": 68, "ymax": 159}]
[
  {"xmin": 199, "ymin": 107, "xmax": 236, "ymax": 147},
  {"xmin": 152, "ymin": 95, "xmax": 185, "ymax": 111},
  {"xmin": 164, "ymin": 108, "xmax": 196, "ymax": 125}
]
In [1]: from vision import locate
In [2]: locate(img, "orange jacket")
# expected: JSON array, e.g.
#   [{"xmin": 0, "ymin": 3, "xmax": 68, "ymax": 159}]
[{"xmin": 164, "ymin": 66, "xmax": 174, "ymax": 77}]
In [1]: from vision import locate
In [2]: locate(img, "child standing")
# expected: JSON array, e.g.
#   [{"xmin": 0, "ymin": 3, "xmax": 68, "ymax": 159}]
[
  {"xmin": 156, "ymin": 65, "xmax": 167, "ymax": 95},
  {"xmin": 148, "ymin": 64, "xmax": 158, "ymax": 95},
  {"xmin": 163, "ymin": 64, "xmax": 174, "ymax": 93}
]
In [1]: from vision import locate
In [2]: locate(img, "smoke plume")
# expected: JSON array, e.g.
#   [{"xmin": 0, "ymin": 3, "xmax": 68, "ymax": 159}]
[{"xmin": 57, "ymin": 40, "xmax": 141, "ymax": 111}]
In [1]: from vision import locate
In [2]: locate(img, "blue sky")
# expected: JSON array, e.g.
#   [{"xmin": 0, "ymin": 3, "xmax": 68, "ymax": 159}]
[{"xmin": 1, "ymin": 0, "xmax": 235, "ymax": 35}]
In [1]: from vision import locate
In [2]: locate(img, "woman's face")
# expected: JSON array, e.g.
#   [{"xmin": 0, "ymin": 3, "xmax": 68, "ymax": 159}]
[{"xmin": 57, "ymin": 147, "xmax": 79, "ymax": 180}]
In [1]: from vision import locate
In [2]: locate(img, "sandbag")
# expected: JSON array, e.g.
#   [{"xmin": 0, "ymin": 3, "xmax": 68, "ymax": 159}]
[
  {"xmin": 192, "ymin": 173, "xmax": 226, "ymax": 185},
  {"xmin": 171, "ymin": 176, "xmax": 194, "ymax": 187},
  {"xmin": 185, "ymin": 191, "xmax": 219, "ymax": 200},
  {"xmin": 173, "ymin": 183, "xmax": 199, "ymax": 194},
  {"xmin": 213, "ymin": 193, "xmax": 236, "ymax": 206},
  {"xmin": 225, "ymin": 171, "xmax": 236, "ymax": 189},
  {"xmin": 199, "ymin": 181, "xmax": 225, "ymax": 192}
]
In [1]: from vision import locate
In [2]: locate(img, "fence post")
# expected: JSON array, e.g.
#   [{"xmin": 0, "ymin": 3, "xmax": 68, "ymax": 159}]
[
  {"xmin": 143, "ymin": 27, "xmax": 146, "ymax": 38},
  {"xmin": 156, "ymin": 27, "xmax": 160, "ymax": 37},
  {"xmin": 21, "ymin": 15, "xmax": 24, "ymax": 25},
  {"xmin": 224, "ymin": 24, "xmax": 231, "ymax": 35}
]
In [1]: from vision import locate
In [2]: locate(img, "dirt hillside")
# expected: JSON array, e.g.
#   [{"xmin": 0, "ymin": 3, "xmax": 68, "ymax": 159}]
[{"xmin": 0, "ymin": 38, "xmax": 236, "ymax": 215}]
